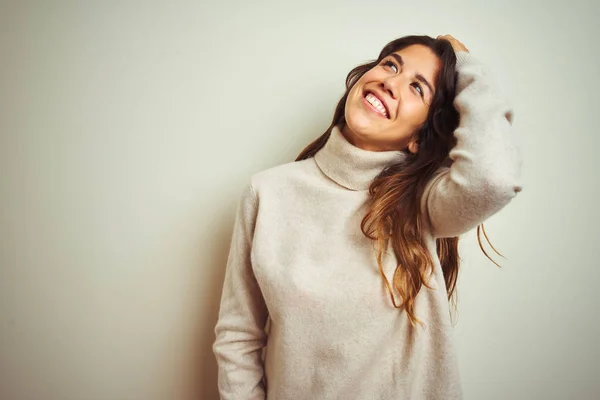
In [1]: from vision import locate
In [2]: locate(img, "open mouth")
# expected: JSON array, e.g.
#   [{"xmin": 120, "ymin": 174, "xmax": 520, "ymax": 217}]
[{"xmin": 363, "ymin": 90, "xmax": 389, "ymax": 119}]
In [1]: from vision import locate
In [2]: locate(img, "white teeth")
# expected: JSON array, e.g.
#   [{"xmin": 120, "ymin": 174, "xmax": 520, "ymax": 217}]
[{"xmin": 365, "ymin": 93, "xmax": 387, "ymax": 117}]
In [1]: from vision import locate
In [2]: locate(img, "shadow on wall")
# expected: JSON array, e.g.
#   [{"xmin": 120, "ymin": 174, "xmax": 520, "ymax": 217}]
[{"xmin": 197, "ymin": 207, "xmax": 237, "ymax": 400}]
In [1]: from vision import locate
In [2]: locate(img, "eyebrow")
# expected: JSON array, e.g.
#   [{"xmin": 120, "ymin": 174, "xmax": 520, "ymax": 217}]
[{"xmin": 388, "ymin": 53, "xmax": 434, "ymax": 98}]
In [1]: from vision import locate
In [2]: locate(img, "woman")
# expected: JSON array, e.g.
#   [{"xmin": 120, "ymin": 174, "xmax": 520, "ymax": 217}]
[{"xmin": 213, "ymin": 34, "xmax": 522, "ymax": 399}]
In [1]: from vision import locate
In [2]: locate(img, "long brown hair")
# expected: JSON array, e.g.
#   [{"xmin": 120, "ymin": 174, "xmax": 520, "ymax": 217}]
[{"xmin": 295, "ymin": 35, "xmax": 503, "ymax": 328}]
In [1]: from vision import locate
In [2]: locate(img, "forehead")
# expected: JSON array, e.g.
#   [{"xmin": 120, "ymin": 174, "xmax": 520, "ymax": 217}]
[{"xmin": 390, "ymin": 45, "xmax": 441, "ymax": 80}]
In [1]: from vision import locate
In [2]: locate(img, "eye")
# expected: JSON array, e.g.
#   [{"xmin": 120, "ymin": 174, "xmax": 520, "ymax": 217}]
[
  {"xmin": 382, "ymin": 59, "xmax": 425, "ymax": 99},
  {"xmin": 411, "ymin": 82, "xmax": 424, "ymax": 98},
  {"xmin": 382, "ymin": 59, "xmax": 398, "ymax": 73}
]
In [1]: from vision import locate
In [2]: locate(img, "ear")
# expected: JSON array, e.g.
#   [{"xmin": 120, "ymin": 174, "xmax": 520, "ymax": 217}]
[{"xmin": 407, "ymin": 139, "xmax": 419, "ymax": 154}]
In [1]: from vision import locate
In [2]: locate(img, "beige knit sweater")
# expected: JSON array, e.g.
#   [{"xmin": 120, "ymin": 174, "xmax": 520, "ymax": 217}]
[{"xmin": 213, "ymin": 51, "xmax": 523, "ymax": 400}]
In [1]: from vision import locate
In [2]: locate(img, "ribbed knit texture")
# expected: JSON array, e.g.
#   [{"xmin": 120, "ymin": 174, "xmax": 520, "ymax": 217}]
[{"xmin": 213, "ymin": 51, "xmax": 523, "ymax": 400}]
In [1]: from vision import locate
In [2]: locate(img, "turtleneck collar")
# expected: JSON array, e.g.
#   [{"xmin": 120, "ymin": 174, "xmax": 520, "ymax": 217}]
[{"xmin": 313, "ymin": 124, "xmax": 408, "ymax": 191}]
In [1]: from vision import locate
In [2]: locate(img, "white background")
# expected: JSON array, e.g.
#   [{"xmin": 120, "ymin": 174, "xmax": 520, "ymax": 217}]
[{"xmin": 1, "ymin": 0, "xmax": 598, "ymax": 399}]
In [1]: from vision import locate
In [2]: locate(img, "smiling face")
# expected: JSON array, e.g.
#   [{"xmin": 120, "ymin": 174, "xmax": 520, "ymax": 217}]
[{"xmin": 342, "ymin": 44, "xmax": 442, "ymax": 153}]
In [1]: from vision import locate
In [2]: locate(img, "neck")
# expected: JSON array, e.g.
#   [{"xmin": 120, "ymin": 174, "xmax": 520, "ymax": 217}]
[{"xmin": 313, "ymin": 123, "xmax": 408, "ymax": 191}]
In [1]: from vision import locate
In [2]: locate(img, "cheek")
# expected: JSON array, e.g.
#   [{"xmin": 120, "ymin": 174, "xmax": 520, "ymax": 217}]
[
  {"xmin": 403, "ymin": 100, "xmax": 427, "ymax": 122},
  {"xmin": 347, "ymin": 85, "xmax": 364, "ymax": 111}
]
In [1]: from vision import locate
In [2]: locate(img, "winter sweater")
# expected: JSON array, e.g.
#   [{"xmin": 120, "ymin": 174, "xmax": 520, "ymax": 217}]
[{"xmin": 212, "ymin": 51, "xmax": 523, "ymax": 400}]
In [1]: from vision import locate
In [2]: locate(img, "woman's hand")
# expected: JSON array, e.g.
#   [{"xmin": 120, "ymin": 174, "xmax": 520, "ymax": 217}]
[{"xmin": 437, "ymin": 34, "xmax": 469, "ymax": 53}]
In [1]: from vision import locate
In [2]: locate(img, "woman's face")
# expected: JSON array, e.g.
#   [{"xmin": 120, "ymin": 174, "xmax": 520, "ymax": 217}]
[{"xmin": 342, "ymin": 44, "xmax": 441, "ymax": 153}]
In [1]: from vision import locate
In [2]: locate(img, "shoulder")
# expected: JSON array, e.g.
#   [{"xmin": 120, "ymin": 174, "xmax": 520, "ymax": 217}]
[
  {"xmin": 233, "ymin": 158, "xmax": 317, "ymax": 226},
  {"xmin": 248, "ymin": 158, "xmax": 317, "ymax": 194}
]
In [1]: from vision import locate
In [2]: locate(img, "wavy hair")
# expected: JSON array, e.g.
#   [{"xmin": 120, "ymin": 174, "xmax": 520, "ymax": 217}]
[{"xmin": 295, "ymin": 35, "xmax": 503, "ymax": 328}]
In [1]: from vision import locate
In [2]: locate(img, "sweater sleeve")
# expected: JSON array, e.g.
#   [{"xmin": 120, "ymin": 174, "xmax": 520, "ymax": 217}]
[
  {"xmin": 213, "ymin": 182, "xmax": 269, "ymax": 399},
  {"xmin": 421, "ymin": 51, "xmax": 523, "ymax": 239}
]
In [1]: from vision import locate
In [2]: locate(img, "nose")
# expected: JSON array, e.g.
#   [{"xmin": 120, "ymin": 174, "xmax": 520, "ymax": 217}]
[{"xmin": 381, "ymin": 74, "xmax": 407, "ymax": 101}]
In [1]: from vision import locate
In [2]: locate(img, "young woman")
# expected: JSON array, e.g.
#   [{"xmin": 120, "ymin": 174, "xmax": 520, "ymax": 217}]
[{"xmin": 213, "ymin": 34, "xmax": 522, "ymax": 400}]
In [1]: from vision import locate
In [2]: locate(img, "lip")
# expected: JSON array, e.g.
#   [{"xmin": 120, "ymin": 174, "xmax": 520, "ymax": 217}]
[{"xmin": 362, "ymin": 90, "xmax": 390, "ymax": 119}]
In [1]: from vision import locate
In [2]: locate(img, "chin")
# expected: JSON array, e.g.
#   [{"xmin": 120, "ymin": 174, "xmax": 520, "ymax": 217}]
[{"xmin": 344, "ymin": 111, "xmax": 383, "ymax": 138}]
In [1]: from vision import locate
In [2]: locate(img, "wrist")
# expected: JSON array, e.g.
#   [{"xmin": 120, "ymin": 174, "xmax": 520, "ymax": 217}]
[{"xmin": 455, "ymin": 51, "xmax": 472, "ymax": 68}]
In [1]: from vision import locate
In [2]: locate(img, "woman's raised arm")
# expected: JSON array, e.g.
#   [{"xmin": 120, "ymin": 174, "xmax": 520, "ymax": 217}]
[{"xmin": 421, "ymin": 41, "xmax": 523, "ymax": 238}]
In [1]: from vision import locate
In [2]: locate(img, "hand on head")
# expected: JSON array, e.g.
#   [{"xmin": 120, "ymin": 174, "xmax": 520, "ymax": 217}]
[{"xmin": 437, "ymin": 34, "xmax": 469, "ymax": 53}]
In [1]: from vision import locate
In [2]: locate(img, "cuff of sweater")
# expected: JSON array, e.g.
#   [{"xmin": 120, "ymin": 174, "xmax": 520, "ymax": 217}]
[{"xmin": 455, "ymin": 51, "xmax": 472, "ymax": 68}]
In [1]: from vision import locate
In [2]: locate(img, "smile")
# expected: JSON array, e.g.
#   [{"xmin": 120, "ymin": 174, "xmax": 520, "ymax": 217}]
[{"xmin": 362, "ymin": 91, "xmax": 389, "ymax": 119}]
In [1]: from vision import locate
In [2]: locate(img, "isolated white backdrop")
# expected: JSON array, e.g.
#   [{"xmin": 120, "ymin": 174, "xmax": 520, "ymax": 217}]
[{"xmin": 1, "ymin": 0, "xmax": 598, "ymax": 399}]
